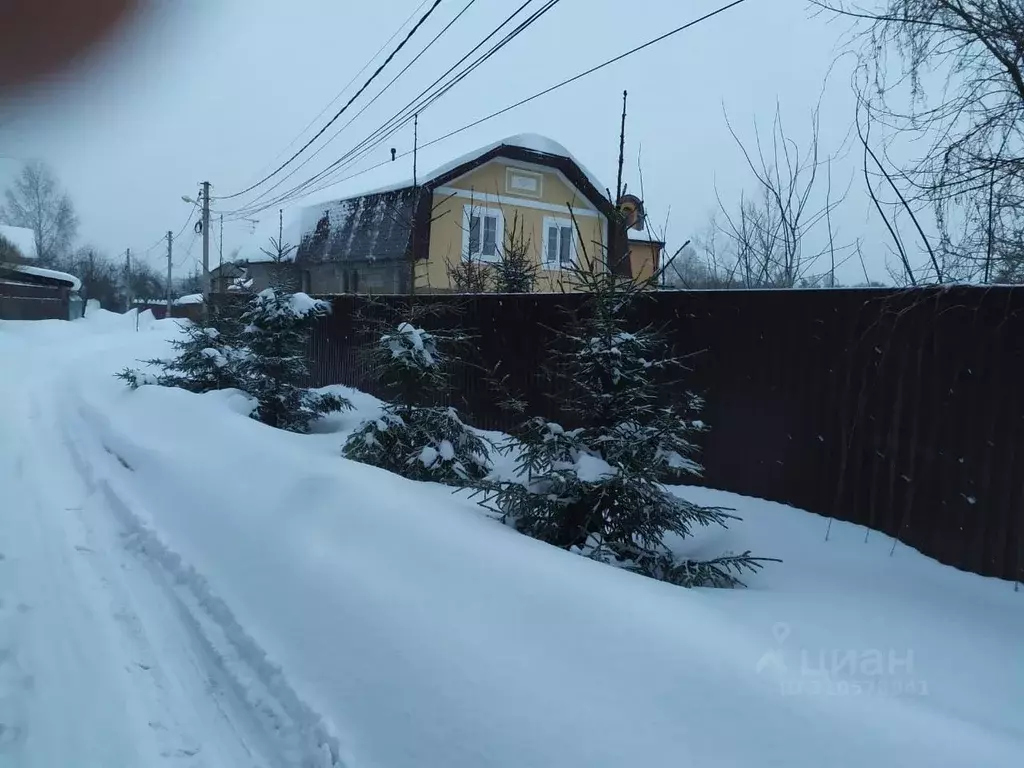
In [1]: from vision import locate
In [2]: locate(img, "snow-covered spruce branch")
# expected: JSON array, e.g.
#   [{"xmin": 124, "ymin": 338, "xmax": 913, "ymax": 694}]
[
  {"xmin": 343, "ymin": 308, "xmax": 491, "ymax": 487},
  {"xmin": 118, "ymin": 288, "xmax": 350, "ymax": 434},
  {"xmin": 472, "ymin": 211, "xmax": 776, "ymax": 588}
]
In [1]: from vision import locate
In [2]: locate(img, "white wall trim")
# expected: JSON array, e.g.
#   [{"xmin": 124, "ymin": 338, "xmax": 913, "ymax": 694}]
[
  {"xmin": 436, "ymin": 186, "xmax": 600, "ymax": 218},
  {"xmin": 440, "ymin": 157, "xmax": 601, "ymax": 212},
  {"xmin": 541, "ymin": 215, "xmax": 578, "ymax": 271},
  {"xmin": 505, "ymin": 166, "xmax": 544, "ymax": 199},
  {"xmin": 461, "ymin": 204, "xmax": 504, "ymax": 263}
]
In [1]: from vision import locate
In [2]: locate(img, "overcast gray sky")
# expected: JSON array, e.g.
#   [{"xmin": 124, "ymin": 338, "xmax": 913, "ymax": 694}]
[{"xmin": 0, "ymin": 0, "xmax": 886, "ymax": 284}]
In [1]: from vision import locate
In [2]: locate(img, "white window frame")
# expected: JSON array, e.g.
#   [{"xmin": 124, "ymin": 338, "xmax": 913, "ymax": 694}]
[
  {"xmin": 505, "ymin": 167, "xmax": 544, "ymax": 199},
  {"xmin": 542, "ymin": 216, "xmax": 577, "ymax": 270},
  {"xmin": 462, "ymin": 204, "xmax": 504, "ymax": 263}
]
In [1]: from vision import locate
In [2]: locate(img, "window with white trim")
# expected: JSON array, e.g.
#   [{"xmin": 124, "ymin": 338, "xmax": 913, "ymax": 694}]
[
  {"xmin": 542, "ymin": 216, "xmax": 575, "ymax": 269},
  {"xmin": 462, "ymin": 204, "xmax": 503, "ymax": 262}
]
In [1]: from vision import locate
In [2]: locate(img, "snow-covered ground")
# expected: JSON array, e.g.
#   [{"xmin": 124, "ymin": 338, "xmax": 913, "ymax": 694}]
[{"xmin": 0, "ymin": 311, "xmax": 1021, "ymax": 768}]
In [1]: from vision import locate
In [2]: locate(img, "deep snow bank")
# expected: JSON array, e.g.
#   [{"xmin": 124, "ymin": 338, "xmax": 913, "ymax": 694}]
[{"xmin": 50, "ymin": 330, "xmax": 1021, "ymax": 768}]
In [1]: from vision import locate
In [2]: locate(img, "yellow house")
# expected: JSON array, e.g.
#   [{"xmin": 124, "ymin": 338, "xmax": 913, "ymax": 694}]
[{"xmin": 294, "ymin": 134, "xmax": 657, "ymax": 294}]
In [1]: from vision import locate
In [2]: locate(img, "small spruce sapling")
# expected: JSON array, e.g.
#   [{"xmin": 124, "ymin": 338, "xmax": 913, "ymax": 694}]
[
  {"xmin": 343, "ymin": 301, "xmax": 490, "ymax": 485},
  {"xmin": 477, "ymin": 211, "xmax": 777, "ymax": 587},
  {"xmin": 116, "ymin": 302, "xmax": 246, "ymax": 392},
  {"xmin": 238, "ymin": 288, "xmax": 350, "ymax": 432},
  {"xmin": 491, "ymin": 211, "xmax": 538, "ymax": 293}
]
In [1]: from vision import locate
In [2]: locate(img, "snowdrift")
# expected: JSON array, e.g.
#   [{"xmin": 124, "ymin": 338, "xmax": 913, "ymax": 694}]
[{"xmin": 30, "ymin": 314, "xmax": 1024, "ymax": 768}]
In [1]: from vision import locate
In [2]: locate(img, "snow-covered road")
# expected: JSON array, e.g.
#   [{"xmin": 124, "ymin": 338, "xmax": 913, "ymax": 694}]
[
  {"xmin": 2, "ymin": 311, "xmax": 1022, "ymax": 768},
  {"xmin": 0, "ymin": 321, "xmax": 297, "ymax": 768}
]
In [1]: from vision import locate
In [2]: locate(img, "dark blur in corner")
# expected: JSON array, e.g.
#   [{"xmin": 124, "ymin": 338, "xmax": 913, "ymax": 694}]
[{"xmin": 0, "ymin": 0, "xmax": 141, "ymax": 91}]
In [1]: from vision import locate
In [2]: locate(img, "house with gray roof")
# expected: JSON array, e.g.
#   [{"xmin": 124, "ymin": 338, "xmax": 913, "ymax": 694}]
[{"xmin": 292, "ymin": 134, "xmax": 661, "ymax": 295}]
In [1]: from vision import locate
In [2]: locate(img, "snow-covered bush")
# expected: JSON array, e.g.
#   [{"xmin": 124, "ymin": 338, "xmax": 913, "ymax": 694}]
[
  {"xmin": 238, "ymin": 288, "xmax": 350, "ymax": 433},
  {"xmin": 117, "ymin": 321, "xmax": 245, "ymax": 393},
  {"xmin": 477, "ymin": 223, "xmax": 775, "ymax": 588},
  {"xmin": 343, "ymin": 310, "xmax": 490, "ymax": 486},
  {"xmin": 118, "ymin": 288, "xmax": 348, "ymax": 434}
]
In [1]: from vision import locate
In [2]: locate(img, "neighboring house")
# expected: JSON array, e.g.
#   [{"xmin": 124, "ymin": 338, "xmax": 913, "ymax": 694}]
[
  {"xmin": 617, "ymin": 193, "xmax": 665, "ymax": 283},
  {"xmin": 211, "ymin": 254, "xmax": 294, "ymax": 294},
  {"xmin": 293, "ymin": 134, "xmax": 663, "ymax": 294}
]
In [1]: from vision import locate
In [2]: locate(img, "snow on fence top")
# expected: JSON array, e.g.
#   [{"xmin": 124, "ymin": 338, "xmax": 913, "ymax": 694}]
[{"xmin": 10, "ymin": 263, "xmax": 82, "ymax": 292}]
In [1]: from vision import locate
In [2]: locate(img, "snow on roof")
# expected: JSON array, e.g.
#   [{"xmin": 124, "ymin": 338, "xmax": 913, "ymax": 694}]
[
  {"xmin": 628, "ymin": 229, "xmax": 665, "ymax": 244},
  {"xmin": 298, "ymin": 133, "xmax": 609, "ymax": 224},
  {"xmin": 173, "ymin": 293, "xmax": 204, "ymax": 305},
  {"xmin": 10, "ymin": 264, "xmax": 81, "ymax": 291},
  {"xmin": 424, "ymin": 133, "xmax": 608, "ymax": 195},
  {"xmin": 237, "ymin": 252, "xmax": 296, "ymax": 265},
  {"xmin": 0, "ymin": 225, "xmax": 36, "ymax": 259}
]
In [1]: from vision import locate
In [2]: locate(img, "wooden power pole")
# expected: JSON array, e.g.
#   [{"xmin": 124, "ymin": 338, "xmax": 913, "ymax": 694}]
[{"xmin": 166, "ymin": 230, "xmax": 173, "ymax": 313}]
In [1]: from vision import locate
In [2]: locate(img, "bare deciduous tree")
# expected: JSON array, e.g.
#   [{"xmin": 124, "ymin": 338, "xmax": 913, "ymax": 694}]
[
  {"xmin": 1, "ymin": 160, "xmax": 78, "ymax": 265},
  {"xmin": 815, "ymin": 0, "xmax": 1024, "ymax": 282},
  {"xmin": 710, "ymin": 102, "xmax": 852, "ymax": 288}
]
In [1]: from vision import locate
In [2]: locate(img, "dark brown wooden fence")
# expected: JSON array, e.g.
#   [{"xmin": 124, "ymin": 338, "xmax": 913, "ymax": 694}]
[
  {"xmin": 0, "ymin": 280, "xmax": 69, "ymax": 320},
  {"xmin": 296, "ymin": 287, "xmax": 1024, "ymax": 584}
]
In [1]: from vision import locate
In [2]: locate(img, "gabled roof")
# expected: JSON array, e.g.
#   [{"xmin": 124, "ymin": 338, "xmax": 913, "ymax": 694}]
[
  {"xmin": 297, "ymin": 186, "xmax": 421, "ymax": 265},
  {"xmin": 295, "ymin": 134, "xmax": 619, "ymax": 268}
]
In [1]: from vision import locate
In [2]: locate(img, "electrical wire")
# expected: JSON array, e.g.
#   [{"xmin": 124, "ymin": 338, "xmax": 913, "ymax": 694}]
[
  {"xmin": 244, "ymin": 0, "xmax": 433, "ymax": 186},
  {"xmin": 126, "ymin": 200, "xmax": 197, "ymax": 264},
  {"xmin": 233, "ymin": 0, "xmax": 754, "ymax": 214},
  {"xmin": 218, "ymin": 0, "xmax": 446, "ymax": 201},
  {"xmin": 223, "ymin": 0, "xmax": 557, "ymax": 219},
  {"xmin": 222, "ymin": 0, "xmax": 530, "ymax": 217},
  {"xmin": 220, "ymin": 0, "xmax": 482, "ymax": 217}
]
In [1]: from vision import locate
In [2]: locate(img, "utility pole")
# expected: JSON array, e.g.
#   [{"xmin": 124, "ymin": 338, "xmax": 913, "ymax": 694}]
[
  {"xmin": 166, "ymin": 230, "xmax": 173, "ymax": 314},
  {"xmin": 409, "ymin": 113, "xmax": 420, "ymax": 297},
  {"xmin": 125, "ymin": 247, "xmax": 133, "ymax": 312},
  {"xmin": 219, "ymin": 213, "xmax": 224, "ymax": 271},
  {"xmin": 615, "ymin": 90, "xmax": 628, "ymax": 203},
  {"xmin": 201, "ymin": 180, "xmax": 211, "ymax": 319},
  {"xmin": 413, "ymin": 113, "xmax": 418, "ymax": 187}
]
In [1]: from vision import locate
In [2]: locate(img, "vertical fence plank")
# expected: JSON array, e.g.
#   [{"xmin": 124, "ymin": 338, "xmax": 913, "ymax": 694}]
[{"xmin": 297, "ymin": 286, "xmax": 1023, "ymax": 581}]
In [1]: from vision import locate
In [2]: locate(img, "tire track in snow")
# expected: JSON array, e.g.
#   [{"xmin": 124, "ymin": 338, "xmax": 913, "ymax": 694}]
[
  {"xmin": 0, "ymin": 328, "xmax": 268, "ymax": 767},
  {"xmin": 64, "ymin": 389, "xmax": 346, "ymax": 768}
]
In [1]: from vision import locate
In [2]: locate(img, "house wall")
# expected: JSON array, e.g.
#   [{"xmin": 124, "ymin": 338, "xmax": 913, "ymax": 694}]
[
  {"xmin": 213, "ymin": 262, "xmax": 291, "ymax": 293},
  {"xmin": 302, "ymin": 260, "xmax": 407, "ymax": 295},
  {"xmin": 420, "ymin": 159, "xmax": 608, "ymax": 293},
  {"xmin": 628, "ymin": 241, "xmax": 662, "ymax": 283}
]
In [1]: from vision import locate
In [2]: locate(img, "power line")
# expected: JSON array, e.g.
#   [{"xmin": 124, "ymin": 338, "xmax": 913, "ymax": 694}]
[
  {"xmin": 246, "ymin": 0, "xmax": 754, "ymax": 209},
  {"xmin": 221, "ymin": 0, "xmax": 482, "ymax": 217},
  {"xmin": 244, "ymin": 0, "xmax": 434, "ymax": 186},
  {"xmin": 222, "ymin": 0, "xmax": 530, "ymax": 218},
  {"xmin": 284, "ymin": 0, "xmax": 558, "ymax": 205},
  {"xmin": 126, "ymin": 201, "xmax": 197, "ymax": 262},
  {"xmin": 224, "ymin": 0, "xmax": 557, "ymax": 218},
  {"xmin": 218, "ymin": 0, "xmax": 446, "ymax": 201}
]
